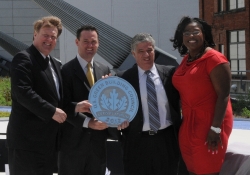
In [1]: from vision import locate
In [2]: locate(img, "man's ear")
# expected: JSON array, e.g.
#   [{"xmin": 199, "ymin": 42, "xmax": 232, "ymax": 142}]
[
  {"xmin": 33, "ymin": 31, "xmax": 37, "ymax": 38},
  {"xmin": 132, "ymin": 51, "xmax": 135, "ymax": 57}
]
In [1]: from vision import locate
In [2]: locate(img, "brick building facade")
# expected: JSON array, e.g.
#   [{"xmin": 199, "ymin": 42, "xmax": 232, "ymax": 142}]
[{"xmin": 199, "ymin": 0, "xmax": 250, "ymax": 80}]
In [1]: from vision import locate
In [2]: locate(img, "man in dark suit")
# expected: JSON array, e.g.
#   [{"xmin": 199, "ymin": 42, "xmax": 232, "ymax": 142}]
[
  {"xmin": 58, "ymin": 25, "xmax": 128, "ymax": 175},
  {"xmin": 6, "ymin": 16, "xmax": 67, "ymax": 175},
  {"xmin": 116, "ymin": 33, "xmax": 187, "ymax": 175}
]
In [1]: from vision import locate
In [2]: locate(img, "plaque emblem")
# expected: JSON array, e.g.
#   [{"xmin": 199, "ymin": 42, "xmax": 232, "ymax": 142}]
[{"xmin": 88, "ymin": 76, "xmax": 139, "ymax": 127}]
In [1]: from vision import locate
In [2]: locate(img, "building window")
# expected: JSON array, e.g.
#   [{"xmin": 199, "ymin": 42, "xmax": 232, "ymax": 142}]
[
  {"xmin": 219, "ymin": 44, "xmax": 224, "ymax": 54},
  {"xmin": 218, "ymin": 0, "xmax": 223, "ymax": 12},
  {"xmin": 228, "ymin": 0, "xmax": 245, "ymax": 10},
  {"xmin": 229, "ymin": 30, "xmax": 246, "ymax": 75}
]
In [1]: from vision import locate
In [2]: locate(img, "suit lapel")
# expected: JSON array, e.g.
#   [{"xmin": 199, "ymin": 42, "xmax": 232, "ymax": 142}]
[
  {"xmin": 93, "ymin": 61, "xmax": 104, "ymax": 81},
  {"xmin": 127, "ymin": 65, "xmax": 142, "ymax": 112},
  {"xmin": 73, "ymin": 58, "xmax": 91, "ymax": 91},
  {"xmin": 130, "ymin": 66, "xmax": 140, "ymax": 96},
  {"xmin": 127, "ymin": 65, "xmax": 144, "ymax": 128},
  {"xmin": 155, "ymin": 64, "xmax": 167, "ymax": 85},
  {"xmin": 29, "ymin": 45, "xmax": 58, "ymax": 90}
]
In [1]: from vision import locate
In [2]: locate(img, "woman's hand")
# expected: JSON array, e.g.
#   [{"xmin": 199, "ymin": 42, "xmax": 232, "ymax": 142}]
[{"xmin": 205, "ymin": 129, "xmax": 223, "ymax": 154}]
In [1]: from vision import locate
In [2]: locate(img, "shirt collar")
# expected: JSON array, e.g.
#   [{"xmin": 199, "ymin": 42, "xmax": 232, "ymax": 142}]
[
  {"xmin": 138, "ymin": 64, "xmax": 156, "ymax": 78},
  {"xmin": 40, "ymin": 52, "xmax": 49, "ymax": 60},
  {"xmin": 76, "ymin": 53, "xmax": 94, "ymax": 68}
]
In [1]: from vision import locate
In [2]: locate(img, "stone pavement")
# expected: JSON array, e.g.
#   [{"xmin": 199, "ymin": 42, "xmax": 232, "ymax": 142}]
[{"xmin": 1, "ymin": 118, "xmax": 250, "ymax": 175}]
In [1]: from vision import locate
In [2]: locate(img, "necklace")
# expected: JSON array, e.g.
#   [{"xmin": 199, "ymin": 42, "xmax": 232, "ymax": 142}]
[{"xmin": 187, "ymin": 47, "xmax": 207, "ymax": 63}]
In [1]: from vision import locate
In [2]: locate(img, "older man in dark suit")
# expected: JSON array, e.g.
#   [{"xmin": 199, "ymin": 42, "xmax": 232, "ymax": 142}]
[
  {"xmin": 116, "ymin": 33, "xmax": 188, "ymax": 175},
  {"xmin": 7, "ymin": 16, "xmax": 67, "ymax": 175}
]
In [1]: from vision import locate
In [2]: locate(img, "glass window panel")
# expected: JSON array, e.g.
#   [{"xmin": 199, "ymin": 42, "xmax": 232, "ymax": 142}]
[
  {"xmin": 228, "ymin": 30, "xmax": 246, "ymax": 73},
  {"xmin": 238, "ymin": 0, "xmax": 245, "ymax": 8},
  {"xmin": 229, "ymin": 0, "xmax": 236, "ymax": 10},
  {"xmin": 230, "ymin": 31, "xmax": 237, "ymax": 42},
  {"xmin": 238, "ymin": 44, "xmax": 245, "ymax": 58},
  {"xmin": 230, "ymin": 60, "xmax": 238, "ymax": 72},
  {"xmin": 239, "ymin": 60, "xmax": 246, "ymax": 74},
  {"xmin": 230, "ymin": 44, "xmax": 237, "ymax": 58},
  {"xmin": 239, "ymin": 30, "xmax": 245, "ymax": 42}
]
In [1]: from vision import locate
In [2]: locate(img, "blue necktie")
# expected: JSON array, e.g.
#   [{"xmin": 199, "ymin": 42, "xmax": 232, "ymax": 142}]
[{"xmin": 145, "ymin": 70, "xmax": 160, "ymax": 132}]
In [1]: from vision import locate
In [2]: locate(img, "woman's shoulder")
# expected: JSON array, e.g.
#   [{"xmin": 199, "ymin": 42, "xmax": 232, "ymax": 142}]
[
  {"xmin": 205, "ymin": 49, "xmax": 229, "ymax": 73},
  {"xmin": 205, "ymin": 48, "xmax": 225, "ymax": 58}
]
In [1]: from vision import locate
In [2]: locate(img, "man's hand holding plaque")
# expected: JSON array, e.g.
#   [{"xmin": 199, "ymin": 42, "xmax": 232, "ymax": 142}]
[
  {"xmin": 75, "ymin": 99, "xmax": 130, "ymax": 130},
  {"xmin": 88, "ymin": 118, "xmax": 108, "ymax": 130},
  {"xmin": 75, "ymin": 100, "xmax": 92, "ymax": 113}
]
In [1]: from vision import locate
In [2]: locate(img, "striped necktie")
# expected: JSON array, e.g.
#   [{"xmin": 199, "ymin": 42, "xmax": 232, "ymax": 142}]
[{"xmin": 145, "ymin": 70, "xmax": 160, "ymax": 132}]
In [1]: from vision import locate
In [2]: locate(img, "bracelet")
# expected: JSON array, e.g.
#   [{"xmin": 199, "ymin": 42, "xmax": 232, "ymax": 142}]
[{"xmin": 210, "ymin": 126, "xmax": 221, "ymax": 134}]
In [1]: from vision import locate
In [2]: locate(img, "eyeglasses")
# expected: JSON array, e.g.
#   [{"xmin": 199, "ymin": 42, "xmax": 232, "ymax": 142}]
[{"xmin": 183, "ymin": 31, "xmax": 201, "ymax": 37}]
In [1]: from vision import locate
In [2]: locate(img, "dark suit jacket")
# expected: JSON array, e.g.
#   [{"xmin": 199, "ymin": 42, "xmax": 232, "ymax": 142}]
[
  {"xmin": 116, "ymin": 64, "xmax": 183, "ymax": 169},
  {"xmin": 116, "ymin": 64, "xmax": 181, "ymax": 137},
  {"xmin": 6, "ymin": 44, "xmax": 63, "ymax": 153},
  {"xmin": 60, "ymin": 57, "xmax": 111, "ymax": 152}
]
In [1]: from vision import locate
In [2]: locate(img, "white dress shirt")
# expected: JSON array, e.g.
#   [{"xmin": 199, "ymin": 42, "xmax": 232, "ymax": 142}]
[{"xmin": 138, "ymin": 64, "xmax": 172, "ymax": 131}]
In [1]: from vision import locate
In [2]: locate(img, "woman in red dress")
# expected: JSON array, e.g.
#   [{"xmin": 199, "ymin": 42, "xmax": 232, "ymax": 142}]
[{"xmin": 170, "ymin": 16, "xmax": 233, "ymax": 175}]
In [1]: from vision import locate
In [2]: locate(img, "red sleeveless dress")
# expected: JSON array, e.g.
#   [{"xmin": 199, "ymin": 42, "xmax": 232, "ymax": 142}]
[{"xmin": 173, "ymin": 49, "xmax": 233, "ymax": 174}]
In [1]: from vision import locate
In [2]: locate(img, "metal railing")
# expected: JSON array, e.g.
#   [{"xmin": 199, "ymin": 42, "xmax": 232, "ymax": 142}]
[{"xmin": 230, "ymin": 70, "xmax": 250, "ymax": 98}]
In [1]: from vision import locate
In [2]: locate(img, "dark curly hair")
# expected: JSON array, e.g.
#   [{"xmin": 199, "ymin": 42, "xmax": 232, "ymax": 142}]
[{"xmin": 170, "ymin": 16, "xmax": 215, "ymax": 56}]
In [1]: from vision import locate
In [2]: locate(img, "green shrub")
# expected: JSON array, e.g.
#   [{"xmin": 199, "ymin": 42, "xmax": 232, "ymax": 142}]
[
  {"xmin": 241, "ymin": 107, "xmax": 250, "ymax": 118},
  {"xmin": 0, "ymin": 77, "xmax": 11, "ymax": 106},
  {"xmin": 0, "ymin": 111, "xmax": 10, "ymax": 117},
  {"xmin": 232, "ymin": 92, "xmax": 250, "ymax": 116}
]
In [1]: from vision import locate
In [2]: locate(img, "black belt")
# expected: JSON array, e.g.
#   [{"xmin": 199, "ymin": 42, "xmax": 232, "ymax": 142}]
[{"xmin": 141, "ymin": 126, "xmax": 172, "ymax": 136}]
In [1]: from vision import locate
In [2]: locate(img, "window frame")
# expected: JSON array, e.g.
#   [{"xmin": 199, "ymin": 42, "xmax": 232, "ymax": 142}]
[
  {"xmin": 228, "ymin": 30, "xmax": 246, "ymax": 77},
  {"xmin": 219, "ymin": 44, "xmax": 224, "ymax": 54},
  {"xmin": 218, "ymin": 0, "xmax": 224, "ymax": 12},
  {"xmin": 227, "ymin": 0, "xmax": 245, "ymax": 11}
]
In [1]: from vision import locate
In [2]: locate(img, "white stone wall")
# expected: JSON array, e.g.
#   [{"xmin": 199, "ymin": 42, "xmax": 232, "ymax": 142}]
[
  {"xmin": 60, "ymin": 0, "xmax": 199, "ymax": 66},
  {"xmin": 0, "ymin": 0, "xmax": 60, "ymax": 59},
  {"xmin": 0, "ymin": 0, "xmax": 199, "ymax": 66}
]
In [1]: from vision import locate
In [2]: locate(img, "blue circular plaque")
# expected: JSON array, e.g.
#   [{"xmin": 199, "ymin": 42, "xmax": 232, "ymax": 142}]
[{"xmin": 88, "ymin": 76, "xmax": 139, "ymax": 127}]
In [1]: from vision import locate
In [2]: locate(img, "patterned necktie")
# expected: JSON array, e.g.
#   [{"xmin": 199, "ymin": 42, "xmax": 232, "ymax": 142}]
[
  {"xmin": 86, "ymin": 62, "xmax": 94, "ymax": 87},
  {"xmin": 145, "ymin": 70, "xmax": 160, "ymax": 132}
]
